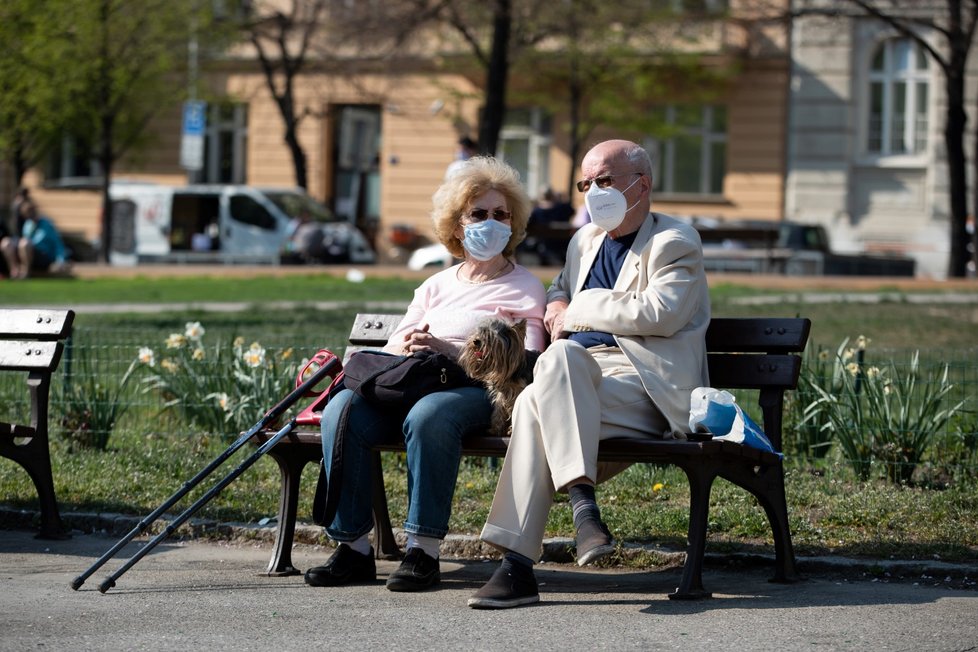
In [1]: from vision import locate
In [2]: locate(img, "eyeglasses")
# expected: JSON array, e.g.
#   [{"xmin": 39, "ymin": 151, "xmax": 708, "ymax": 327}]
[
  {"xmin": 576, "ymin": 172, "xmax": 643, "ymax": 193},
  {"xmin": 464, "ymin": 208, "xmax": 512, "ymax": 222}
]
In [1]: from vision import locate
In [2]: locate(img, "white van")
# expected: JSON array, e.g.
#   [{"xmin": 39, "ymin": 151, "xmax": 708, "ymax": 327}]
[{"xmin": 107, "ymin": 183, "xmax": 376, "ymax": 265}]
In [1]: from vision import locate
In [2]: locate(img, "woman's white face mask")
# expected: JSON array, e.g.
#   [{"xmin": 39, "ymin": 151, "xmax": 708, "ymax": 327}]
[{"xmin": 584, "ymin": 175, "xmax": 642, "ymax": 232}]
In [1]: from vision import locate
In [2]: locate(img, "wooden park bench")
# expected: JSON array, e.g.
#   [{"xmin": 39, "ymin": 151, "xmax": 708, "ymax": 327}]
[
  {"xmin": 253, "ymin": 312, "xmax": 811, "ymax": 599},
  {"xmin": 0, "ymin": 309, "xmax": 74, "ymax": 538}
]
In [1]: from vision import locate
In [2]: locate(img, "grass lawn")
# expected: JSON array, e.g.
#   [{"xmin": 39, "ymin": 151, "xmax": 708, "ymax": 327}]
[{"xmin": 1, "ymin": 270, "xmax": 977, "ymax": 563}]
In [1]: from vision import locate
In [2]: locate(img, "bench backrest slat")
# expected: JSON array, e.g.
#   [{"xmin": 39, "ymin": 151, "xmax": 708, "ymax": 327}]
[
  {"xmin": 349, "ymin": 314, "xmax": 811, "ymax": 358},
  {"xmin": 0, "ymin": 341, "xmax": 64, "ymax": 372},
  {"xmin": 348, "ymin": 313, "xmax": 402, "ymax": 346},
  {"xmin": 705, "ymin": 317, "xmax": 810, "ymax": 354},
  {"xmin": 0, "ymin": 309, "xmax": 75, "ymax": 339},
  {"xmin": 707, "ymin": 353, "xmax": 802, "ymax": 390}
]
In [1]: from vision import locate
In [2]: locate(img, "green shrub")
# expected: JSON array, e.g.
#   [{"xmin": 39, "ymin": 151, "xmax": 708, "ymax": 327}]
[
  {"xmin": 808, "ymin": 339, "xmax": 968, "ymax": 483},
  {"xmin": 59, "ymin": 345, "xmax": 139, "ymax": 451},
  {"xmin": 786, "ymin": 337, "xmax": 854, "ymax": 460},
  {"xmin": 138, "ymin": 322, "xmax": 301, "ymax": 438}
]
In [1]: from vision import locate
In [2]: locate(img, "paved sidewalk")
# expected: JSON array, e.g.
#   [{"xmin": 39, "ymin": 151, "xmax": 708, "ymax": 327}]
[{"xmin": 1, "ymin": 528, "xmax": 975, "ymax": 651}]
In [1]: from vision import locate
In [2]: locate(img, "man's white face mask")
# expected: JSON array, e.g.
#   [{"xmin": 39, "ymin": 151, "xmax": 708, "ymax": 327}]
[{"xmin": 583, "ymin": 174, "xmax": 642, "ymax": 232}]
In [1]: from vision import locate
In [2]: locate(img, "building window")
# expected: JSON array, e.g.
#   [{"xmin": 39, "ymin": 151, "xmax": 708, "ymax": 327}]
[
  {"xmin": 867, "ymin": 37, "xmax": 929, "ymax": 156},
  {"xmin": 192, "ymin": 102, "xmax": 248, "ymax": 184},
  {"xmin": 646, "ymin": 105, "xmax": 727, "ymax": 197},
  {"xmin": 44, "ymin": 135, "xmax": 101, "ymax": 187},
  {"xmin": 497, "ymin": 108, "xmax": 552, "ymax": 199}
]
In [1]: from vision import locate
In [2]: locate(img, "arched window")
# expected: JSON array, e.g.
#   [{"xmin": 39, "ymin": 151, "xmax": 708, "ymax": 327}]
[{"xmin": 867, "ymin": 37, "xmax": 929, "ymax": 156}]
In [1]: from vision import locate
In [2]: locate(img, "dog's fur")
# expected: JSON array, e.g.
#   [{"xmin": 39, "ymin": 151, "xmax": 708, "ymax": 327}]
[{"xmin": 459, "ymin": 317, "xmax": 540, "ymax": 436}]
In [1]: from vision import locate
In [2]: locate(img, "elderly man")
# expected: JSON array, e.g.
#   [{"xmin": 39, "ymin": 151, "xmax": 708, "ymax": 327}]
[{"xmin": 468, "ymin": 139, "xmax": 711, "ymax": 609}]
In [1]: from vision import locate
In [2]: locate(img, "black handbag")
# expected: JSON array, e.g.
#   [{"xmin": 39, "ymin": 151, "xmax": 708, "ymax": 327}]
[
  {"xmin": 342, "ymin": 349, "xmax": 478, "ymax": 410},
  {"xmin": 313, "ymin": 349, "xmax": 478, "ymax": 527}
]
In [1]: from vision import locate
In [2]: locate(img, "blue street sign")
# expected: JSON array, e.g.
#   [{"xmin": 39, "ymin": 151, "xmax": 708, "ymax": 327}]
[
  {"xmin": 180, "ymin": 101, "xmax": 207, "ymax": 170},
  {"xmin": 182, "ymin": 101, "xmax": 207, "ymax": 136}
]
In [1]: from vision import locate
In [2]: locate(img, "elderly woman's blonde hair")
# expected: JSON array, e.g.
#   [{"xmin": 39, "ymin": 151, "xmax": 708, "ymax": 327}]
[{"xmin": 431, "ymin": 156, "xmax": 532, "ymax": 260}]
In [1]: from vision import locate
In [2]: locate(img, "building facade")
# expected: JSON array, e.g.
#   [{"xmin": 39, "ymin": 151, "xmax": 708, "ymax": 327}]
[
  {"xmin": 786, "ymin": 1, "xmax": 978, "ymax": 278},
  {"xmin": 7, "ymin": 2, "xmax": 792, "ymax": 265}
]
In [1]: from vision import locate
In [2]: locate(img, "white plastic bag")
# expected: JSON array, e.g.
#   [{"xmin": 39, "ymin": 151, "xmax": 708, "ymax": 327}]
[{"xmin": 688, "ymin": 387, "xmax": 781, "ymax": 457}]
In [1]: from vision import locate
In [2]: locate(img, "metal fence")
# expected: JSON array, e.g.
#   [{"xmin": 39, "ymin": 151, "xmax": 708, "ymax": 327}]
[{"xmin": 2, "ymin": 328, "xmax": 976, "ymax": 480}]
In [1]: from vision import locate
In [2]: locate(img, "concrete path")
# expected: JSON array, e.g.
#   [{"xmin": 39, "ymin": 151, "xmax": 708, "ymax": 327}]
[{"xmin": 1, "ymin": 528, "xmax": 976, "ymax": 651}]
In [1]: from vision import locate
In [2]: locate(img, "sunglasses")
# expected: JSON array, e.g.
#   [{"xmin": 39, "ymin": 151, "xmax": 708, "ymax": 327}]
[
  {"xmin": 576, "ymin": 172, "xmax": 643, "ymax": 193},
  {"xmin": 464, "ymin": 208, "xmax": 512, "ymax": 222}
]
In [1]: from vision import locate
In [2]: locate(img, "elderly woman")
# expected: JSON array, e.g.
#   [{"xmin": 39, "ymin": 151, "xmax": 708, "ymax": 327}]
[{"xmin": 305, "ymin": 157, "xmax": 546, "ymax": 593}]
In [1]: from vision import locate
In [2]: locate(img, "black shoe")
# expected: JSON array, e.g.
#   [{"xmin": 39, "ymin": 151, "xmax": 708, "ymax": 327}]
[
  {"xmin": 385, "ymin": 547, "xmax": 441, "ymax": 592},
  {"xmin": 304, "ymin": 544, "xmax": 376, "ymax": 587},
  {"xmin": 467, "ymin": 563, "xmax": 539, "ymax": 609},
  {"xmin": 575, "ymin": 518, "xmax": 615, "ymax": 566}
]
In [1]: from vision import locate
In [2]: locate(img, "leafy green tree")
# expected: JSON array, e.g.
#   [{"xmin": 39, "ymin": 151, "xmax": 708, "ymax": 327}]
[
  {"xmin": 2, "ymin": 0, "xmax": 232, "ymax": 261},
  {"xmin": 511, "ymin": 1, "xmax": 736, "ymax": 196},
  {"xmin": 242, "ymin": 0, "xmax": 329, "ymax": 191},
  {"xmin": 0, "ymin": 1, "xmax": 65, "ymax": 186},
  {"xmin": 352, "ymin": 0, "xmax": 554, "ymax": 157}
]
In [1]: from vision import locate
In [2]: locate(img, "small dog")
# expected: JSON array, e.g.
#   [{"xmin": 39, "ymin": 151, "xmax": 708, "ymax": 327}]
[{"xmin": 459, "ymin": 317, "xmax": 540, "ymax": 436}]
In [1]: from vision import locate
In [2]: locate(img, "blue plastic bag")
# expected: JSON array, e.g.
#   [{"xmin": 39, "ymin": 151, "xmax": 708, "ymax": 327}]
[{"xmin": 688, "ymin": 387, "xmax": 781, "ymax": 457}]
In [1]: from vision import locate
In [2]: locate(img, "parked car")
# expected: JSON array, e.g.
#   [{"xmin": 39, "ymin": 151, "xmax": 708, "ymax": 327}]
[
  {"xmin": 692, "ymin": 219, "xmax": 916, "ymax": 276},
  {"xmin": 106, "ymin": 183, "xmax": 376, "ymax": 265}
]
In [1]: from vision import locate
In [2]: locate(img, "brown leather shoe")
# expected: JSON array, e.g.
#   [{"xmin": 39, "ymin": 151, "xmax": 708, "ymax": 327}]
[
  {"xmin": 575, "ymin": 518, "xmax": 615, "ymax": 566},
  {"xmin": 467, "ymin": 563, "xmax": 539, "ymax": 609}
]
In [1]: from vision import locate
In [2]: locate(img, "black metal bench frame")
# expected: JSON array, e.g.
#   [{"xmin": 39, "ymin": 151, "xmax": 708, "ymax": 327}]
[
  {"xmin": 0, "ymin": 308, "xmax": 75, "ymax": 539},
  {"xmin": 253, "ymin": 312, "xmax": 811, "ymax": 599}
]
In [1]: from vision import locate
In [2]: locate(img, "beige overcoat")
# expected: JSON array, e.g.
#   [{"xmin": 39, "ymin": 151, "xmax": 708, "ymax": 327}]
[{"xmin": 547, "ymin": 212, "xmax": 711, "ymax": 436}]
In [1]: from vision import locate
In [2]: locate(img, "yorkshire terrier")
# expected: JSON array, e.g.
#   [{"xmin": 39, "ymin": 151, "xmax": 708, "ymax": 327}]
[{"xmin": 459, "ymin": 317, "xmax": 541, "ymax": 436}]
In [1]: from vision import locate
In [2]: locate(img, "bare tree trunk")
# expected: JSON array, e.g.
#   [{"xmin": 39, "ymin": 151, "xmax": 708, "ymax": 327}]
[
  {"xmin": 278, "ymin": 86, "xmax": 308, "ymax": 190},
  {"xmin": 480, "ymin": 0, "xmax": 511, "ymax": 156},
  {"xmin": 12, "ymin": 144, "xmax": 27, "ymax": 187},
  {"xmin": 945, "ymin": 52, "xmax": 970, "ymax": 277},
  {"xmin": 98, "ymin": 0, "xmax": 112, "ymax": 263},
  {"xmin": 567, "ymin": 64, "xmax": 583, "ymax": 198},
  {"xmin": 973, "ymin": 101, "xmax": 978, "ymax": 271}
]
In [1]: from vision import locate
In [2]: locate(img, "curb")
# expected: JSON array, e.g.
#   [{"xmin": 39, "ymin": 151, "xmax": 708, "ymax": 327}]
[{"xmin": 3, "ymin": 506, "xmax": 975, "ymax": 589}]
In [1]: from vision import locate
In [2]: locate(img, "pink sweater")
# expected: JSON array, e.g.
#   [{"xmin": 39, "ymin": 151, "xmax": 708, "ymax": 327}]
[{"xmin": 384, "ymin": 263, "xmax": 547, "ymax": 354}]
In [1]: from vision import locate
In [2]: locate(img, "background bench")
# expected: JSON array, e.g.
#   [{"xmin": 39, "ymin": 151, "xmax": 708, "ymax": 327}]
[
  {"xmin": 254, "ymin": 312, "xmax": 811, "ymax": 599},
  {"xmin": 0, "ymin": 309, "xmax": 74, "ymax": 538}
]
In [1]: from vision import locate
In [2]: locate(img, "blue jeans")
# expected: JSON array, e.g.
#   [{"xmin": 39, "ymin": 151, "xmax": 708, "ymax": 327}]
[{"xmin": 320, "ymin": 386, "xmax": 492, "ymax": 541}]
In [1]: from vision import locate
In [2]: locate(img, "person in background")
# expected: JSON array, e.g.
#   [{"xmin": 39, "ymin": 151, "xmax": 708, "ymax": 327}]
[
  {"xmin": 305, "ymin": 156, "xmax": 546, "ymax": 594},
  {"xmin": 8, "ymin": 186, "xmax": 30, "ymax": 237},
  {"xmin": 284, "ymin": 209, "xmax": 327, "ymax": 263},
  {"xmin": 445, "ymin": 136, "xmax": 479, "ymax": 180},
  {"xmin": 525, "ymin": 188, "xmax": 575, "ymax": 265},
  {"xmin": 468, "ymin": 139, "xmax": 711, "ymax": 609},
  {"xmin": 571, "ymin": 203, "xmax": 591, "ymax": 229},
  {"xmin": 0, "ymin": 201, "xmax": 68, "ymax": 279}
]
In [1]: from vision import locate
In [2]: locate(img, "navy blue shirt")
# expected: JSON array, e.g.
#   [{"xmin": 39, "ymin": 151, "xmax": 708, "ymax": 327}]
[{"xmin": 569, "ymin": 230, "xmax": 639, "ymax": 349}]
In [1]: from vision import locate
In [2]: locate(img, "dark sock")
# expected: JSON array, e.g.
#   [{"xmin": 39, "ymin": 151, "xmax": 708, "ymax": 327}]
[
  {"xmin": 502, "ymin": 551, "xmax": 534, "ymax": 575},
  {"xmin": 568, "ymin": 483, "xmax": 600, "ymax": 530}
]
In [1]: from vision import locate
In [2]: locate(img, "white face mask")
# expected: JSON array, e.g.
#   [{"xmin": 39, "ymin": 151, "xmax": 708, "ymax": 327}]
[
  {"xmin": 461, "ymin": 219, "xmax": 512, "ymax": 261},
  {"xmin": 584, "ymin": 175, "xmax": 642, "ymax": 232}
]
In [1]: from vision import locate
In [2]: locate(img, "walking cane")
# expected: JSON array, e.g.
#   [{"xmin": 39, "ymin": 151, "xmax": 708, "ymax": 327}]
[{"xmin": 70, "ymin": 350, "xmax": 340, "ymax": 591}]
